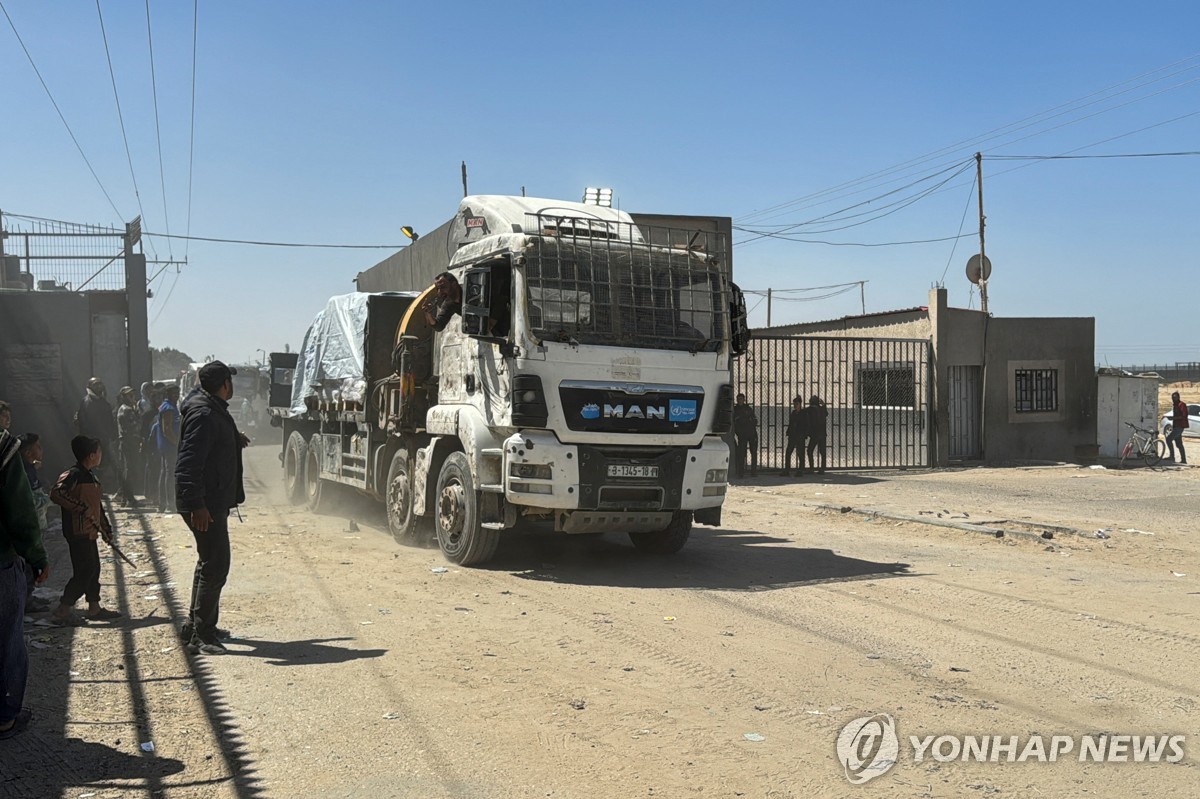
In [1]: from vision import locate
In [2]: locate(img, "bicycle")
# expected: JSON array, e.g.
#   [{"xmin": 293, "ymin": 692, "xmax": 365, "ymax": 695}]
[{"xmin": 1120, "ymin": 422, "xmax": 1166, "ymax": 468}]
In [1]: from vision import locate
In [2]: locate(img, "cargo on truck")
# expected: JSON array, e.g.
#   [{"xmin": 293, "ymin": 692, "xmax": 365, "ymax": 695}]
[{"xmin": 269, "ymin": 194, "xmax": 748, "ymax": 565}]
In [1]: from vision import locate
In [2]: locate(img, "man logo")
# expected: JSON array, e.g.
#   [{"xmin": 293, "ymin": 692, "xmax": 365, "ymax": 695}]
[
  {"xmin": 581, "ymin": 403, "xmax": 600, "ymax": 419},
  {"xmin": 837, "ymin": 714, "xmax": 899, "ymax": 784}
]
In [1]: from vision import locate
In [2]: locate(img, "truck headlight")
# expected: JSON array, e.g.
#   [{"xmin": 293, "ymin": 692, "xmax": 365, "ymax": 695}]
[
  {"xmin": 510, "ymin": 463, "xmax": 553, "ymax": 480},
  {"xmin": 703, "ymin": 485, "xmax": 727, "ymax": 497},
  {"xmin": 705, "ymin": 469, "xmax": 727, "ymax": 483}
]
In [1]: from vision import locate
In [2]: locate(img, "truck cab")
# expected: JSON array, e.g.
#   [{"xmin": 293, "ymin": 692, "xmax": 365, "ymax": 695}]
[{"xmin": 395, "ymin": 196, "xmax": 748, "ymax": 563}]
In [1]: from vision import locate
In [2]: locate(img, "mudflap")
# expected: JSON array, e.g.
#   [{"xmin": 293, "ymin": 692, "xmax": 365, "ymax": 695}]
[{"xmin": 693, "ymin": 506, "xmax": 722, "ymax": 527}]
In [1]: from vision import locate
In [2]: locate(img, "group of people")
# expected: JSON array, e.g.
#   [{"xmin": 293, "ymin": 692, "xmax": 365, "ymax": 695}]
[
  {"xmin": 732, "ymin": 392, "xmax": 829, "ymax": 479},
  {"xmin": 0, "ymin": 360, "xmax": 248, "ymax": 741},
  {"xmin": 74, "ymin": 378, "xmax": 183, "ymax": 512}
]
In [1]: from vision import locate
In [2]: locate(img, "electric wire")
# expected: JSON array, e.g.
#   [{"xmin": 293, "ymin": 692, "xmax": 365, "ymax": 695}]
[
  {"xmin": 95, "ymin": 0, "xmax": 158, "ymax": 261},
  {"xmin": 939, "ymin": 170, "xmax": 978, "ymax": 285},
  {"xmin": 0, "ymin": 0, "xmax": 125, "ymax": 220},
  {"xmin": 184, "ymin": 0, "xmax": 197, "ymax": 262},
  {"xmin": 144, "ymin": 0, "xmax": 173, "ymax": 259},
  {"xmin": 736, "ymin": 54, "xmax": 1200, "ymax": 226},
  {"xmin": 987, "ymin": 150, "xmax": 1200, "ymax": 160},
  {"xmin": 735, "ymin": 161, "xmax": 973, "ymax": 245}
]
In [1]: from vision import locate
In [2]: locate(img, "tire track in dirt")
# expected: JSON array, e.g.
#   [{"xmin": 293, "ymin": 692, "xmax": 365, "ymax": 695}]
[{"xmin": 924, "ymin": 578, "xmax": 1200, "ymax": 648}]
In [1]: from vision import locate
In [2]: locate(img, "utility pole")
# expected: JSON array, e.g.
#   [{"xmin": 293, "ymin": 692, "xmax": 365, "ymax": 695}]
[
  {"xmin": 766, "ymin": 288, "xmax": 772, "ymax": 327},
  {"xmin": 860, "ymin": 281, "xmax": 866, "ymax": 315},
  {"xmin": 976, "ymin": 152, "xmax": 988, "ymax": 315},
  {"xmin": 461, "ymin": 161, "xmax": 469, "ymax": 198}
]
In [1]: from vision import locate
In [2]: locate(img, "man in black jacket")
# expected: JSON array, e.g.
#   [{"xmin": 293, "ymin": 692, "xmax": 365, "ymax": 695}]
[{"xmin": 175, "ymin": 361, "xmax": 247, "ymax": 655}]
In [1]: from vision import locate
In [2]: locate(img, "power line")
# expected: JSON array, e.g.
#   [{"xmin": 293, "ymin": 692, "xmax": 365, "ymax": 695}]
[
  {"xmin": 939, "ymin": 171, "xmax": 977, "ymax": 285},
  {"xmin": 0, "ymin": 0, "xmax": 124, "ymax": 220},
  {"xmin": 736, "ymin": 54, "xmax": 1200, "ymax": 226},
  {"xmin": 735, "ymin": 161, "xmax": 974, "ymax": 246},
  {"xmin": 144, "ymin": 0, "xmax": 173, "ymax": 259},
  {"xmin": 986, "ymin": 150, "xmax": 1200, "ymax": 160},
  {"xmin": 95, "ymin": 0, "xmax": 158, "ymax": 261},
  {"xmin": 144, "ymin": 230, "xmax": 406, "ymax": 249},
  {"xmin": 735, "ymin": 231, "xmax": 974, "ymax": 247},
  {"xmin": 4, "ymin": 211, "xmax": 408, "ymax": 250},
  {"xmin": 184, "ymin": 0, "xmax": 198, "ymax": 262}
]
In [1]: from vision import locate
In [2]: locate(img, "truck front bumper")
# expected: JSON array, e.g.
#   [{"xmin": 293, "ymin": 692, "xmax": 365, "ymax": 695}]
[{"xmin": 503, "ymin": 431, "xmax": 729, "ymax": 512}]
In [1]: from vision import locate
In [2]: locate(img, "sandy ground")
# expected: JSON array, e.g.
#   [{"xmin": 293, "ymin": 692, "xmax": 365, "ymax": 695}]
[{"xmin": 3, "ymin": 446, "xmax": 1198, "ymax": 798}]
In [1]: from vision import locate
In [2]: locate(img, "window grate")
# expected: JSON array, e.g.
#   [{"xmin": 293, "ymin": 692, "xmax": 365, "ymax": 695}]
[{"xmin": 1014, "ymin": 368, "xmax": 1058, "ymax": 412}]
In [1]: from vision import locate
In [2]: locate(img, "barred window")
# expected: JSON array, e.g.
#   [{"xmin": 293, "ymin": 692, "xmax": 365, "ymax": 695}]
[
  {"xmin": 1014, "ymin": 369, "xmax": 1058, "ymax": 412},
  {"xmin": 858, "ymin": 365, "xmax": 916, "ymax": 409}
]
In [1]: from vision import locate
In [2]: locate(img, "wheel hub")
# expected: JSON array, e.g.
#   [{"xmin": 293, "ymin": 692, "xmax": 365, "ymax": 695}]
[{"xmin": 438, "ymin": 482, "xmax": 466, "ymax": 537}]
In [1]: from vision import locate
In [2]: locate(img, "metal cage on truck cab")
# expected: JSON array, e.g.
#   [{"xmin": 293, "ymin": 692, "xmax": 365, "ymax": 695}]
[{"xmin": 521, "ymin": 213, "xmax": 731, "ymax": 353}]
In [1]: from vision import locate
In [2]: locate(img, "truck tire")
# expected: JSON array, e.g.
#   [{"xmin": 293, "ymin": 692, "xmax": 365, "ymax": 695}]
[
  {"xmin": 283, "ymin": 431, "xmax": 307, "ymax": 505},
  {"xmin": 386, "ymin": 450, "xmax": 432, "ymax": 545},
  {"xmin": 304, "ymin": 438, "xmax": 335, "ymax": 514},
  {"xmin": 629, "ymin": 511, "xmax": 693, "ymax": 555},
  {"xmin": 434, "ymin": 452, "xmax": 500, "ymax": 566}
]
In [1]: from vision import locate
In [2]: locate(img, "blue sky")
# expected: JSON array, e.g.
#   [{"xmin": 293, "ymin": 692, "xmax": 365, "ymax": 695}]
[{"xmin": 2, "ymin": 1, "xmax": 1197, "ymax": 366}]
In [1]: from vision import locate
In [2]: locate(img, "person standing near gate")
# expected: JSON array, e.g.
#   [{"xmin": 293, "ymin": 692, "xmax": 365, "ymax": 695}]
[
  {"xmin": 176, "ymin": 362, "xmax": 247, "ymax": 656},
  {"xmin": 781, "ymin": 396, "xmax": 809, "ymax": 477},
  {"xmin": 806, "ymin": 394, "xmax": 829, "ymax": 474},
  {"xmin": 114, "ymin": 387, "xmax": 141, "ymax": 505},
  {"xmin": 1166, "ymin": 391, "xmax": 1189, "ymax": 465},
  {"xmin": 156, "ymin": 385, "xmax": 181, "ymax": 513},
  {"xmin": 76, "ymin": 379, "xmax": 115, "ymax": 485},
  {"xmin": 733, "ymin": 393, "xmax": 759, "ymax": 479}
]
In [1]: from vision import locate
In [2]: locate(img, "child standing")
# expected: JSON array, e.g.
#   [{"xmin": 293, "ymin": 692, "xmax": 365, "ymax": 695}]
[{"xmin": 48, "ymin": 436, "xmax": 122, "ymax": 625}]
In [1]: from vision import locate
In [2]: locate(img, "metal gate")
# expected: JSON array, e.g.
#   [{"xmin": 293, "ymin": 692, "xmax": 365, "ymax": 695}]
[
  {"xmin": 732, "ymin": 335, "xmax": 931, "ymax": 470},
  {"xmin": 948, "ymin": 365, "xmax": 982, "ymax": 459}
]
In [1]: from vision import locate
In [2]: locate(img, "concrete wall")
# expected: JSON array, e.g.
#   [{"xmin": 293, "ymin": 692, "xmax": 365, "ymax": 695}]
[
  {"xmin": 982, "ymin": 316, "xmax": 1096, "ymax": 462},
  {"xmin": 0, "ymin": 291, "xmax": 95, "ymax": 474}
]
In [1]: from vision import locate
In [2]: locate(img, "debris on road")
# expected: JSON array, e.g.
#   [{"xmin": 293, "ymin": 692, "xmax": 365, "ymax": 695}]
[{"xmin": 743, "ymin": 733, "xmax": 765, "ymax": 742}]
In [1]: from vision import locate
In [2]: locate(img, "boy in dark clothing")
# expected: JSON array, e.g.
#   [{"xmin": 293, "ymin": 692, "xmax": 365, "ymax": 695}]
[
  {"xmin": 806, "ymin": 395, "xmax": 829, "ymax": 474},
  {"xmin": 782, "ymin": 396, "xmax": 808, "ymax": 477},
  {"xmin": 48, "ymin": 436, "xmax": 122, "ymax": 625},
  {"xmin": 732, "ymin": 393, "xmax": 759, "ymax": 478},
  {"xmin": 1, "ymin": 428, "xmax": 50, "ymax": 739}
]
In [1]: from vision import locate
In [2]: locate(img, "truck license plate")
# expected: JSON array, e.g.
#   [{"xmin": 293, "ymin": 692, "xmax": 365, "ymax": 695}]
[{"xmin": 607, "ymin": 464, "xmax": 659, "ymax": 479}]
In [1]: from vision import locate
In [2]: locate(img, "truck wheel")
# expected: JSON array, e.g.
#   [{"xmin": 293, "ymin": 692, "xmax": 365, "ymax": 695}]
[
  {"xmin": 304, "ymin": 438, "xmax": 335, "ymax": 513},
  {"xmin": 386, "ymin": 450, "xmax": 432, "ymax": 544},
  {"xmin": 434, "ymin": 452, "xmax": 499, "ymax": 565},
  {"xmin": 283, "ymin": 431, "xmax": 307, "ymax": 505},
  {"xmin": 629, "ymin": 511, "xmax": 693, "ymax": 555}
]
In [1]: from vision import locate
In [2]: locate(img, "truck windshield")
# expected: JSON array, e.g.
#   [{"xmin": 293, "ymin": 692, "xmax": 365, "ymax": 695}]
[{"xmin": 523, "ymin": 227, "xmax": 728, "ymax": 352}]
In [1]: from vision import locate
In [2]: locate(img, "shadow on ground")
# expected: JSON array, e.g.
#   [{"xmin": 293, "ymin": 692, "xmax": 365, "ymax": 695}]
[
  {"xmin": 486, "ymin": 526, "xmax": 913, "ymax": 591},
  {"xmin": 225, "ymin": 636, "xmax": 387, "ymax": 666}
]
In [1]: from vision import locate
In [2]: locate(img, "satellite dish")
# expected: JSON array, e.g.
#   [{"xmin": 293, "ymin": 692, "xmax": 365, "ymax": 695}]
[{"xmin": 966, "ymin": 254, "xmax": 992, "ymax": 285}]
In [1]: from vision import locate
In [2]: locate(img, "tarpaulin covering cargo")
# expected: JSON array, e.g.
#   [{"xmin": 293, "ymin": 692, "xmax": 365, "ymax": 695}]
[{"xmin": 288, "ymin": 291, "xmax": 419, "ymax": 416}]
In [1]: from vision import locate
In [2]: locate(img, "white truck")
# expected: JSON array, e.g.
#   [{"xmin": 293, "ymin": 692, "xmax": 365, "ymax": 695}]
[{"xmin": 269, "ymin": 195, "xmax": 748, "ymax": 565}]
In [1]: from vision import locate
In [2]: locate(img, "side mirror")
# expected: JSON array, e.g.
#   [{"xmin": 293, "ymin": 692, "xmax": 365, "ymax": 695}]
[
  {"xmin": 730, "ymin": 282, "xmax": 750, "ymax": 356},
  {"xmin": 462, "ymin": 267, "xmax": 492, "ymax": 337},
  {"xmin": 462, "ymin": 263, "xmax": 512, "ymax": 342}
]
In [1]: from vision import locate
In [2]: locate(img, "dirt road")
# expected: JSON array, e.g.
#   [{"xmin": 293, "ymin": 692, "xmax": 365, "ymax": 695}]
[{"xmin": 5, "ymin": 448, "xmax": 1197, "ymax": 797}]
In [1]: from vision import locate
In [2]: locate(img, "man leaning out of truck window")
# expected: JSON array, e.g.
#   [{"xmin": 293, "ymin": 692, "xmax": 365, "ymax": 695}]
[{"xmin": 423, "ymin": 272, "xmax": 463, "ymax": 332}]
